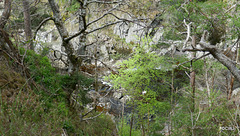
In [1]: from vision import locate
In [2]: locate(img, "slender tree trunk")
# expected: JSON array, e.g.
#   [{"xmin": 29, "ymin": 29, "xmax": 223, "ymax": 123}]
[
  {"xmin": 141, "ymin": 119, "xmax": 145, "ymax": 136},
  {"xmin": 94, "ymin": 46, "xmax": 98, "ymax": 92},
  {"xmin": 228, "ymin": 43, "xmax": 239, "ymax": 100},
  {"xmin": 205, "ymin": 60, "xmax": 211, "ymax": 107},
  {"xmin": 226, "ymin": 75, "xmax": 229, "ymax": 100},
  {"xmin": 190, "ymin": 35, "xmax": 196, "ymax": 112},
  {"xmin": 77, "ymin": 6, "xmax": 87, "ymax": 56},
  {"xmin": 169, "ymin": 65, "xmax": 175, "ymax": 136},
  {"xmin": 22, "ymin": 0, "xmax": 33, "ymax": 50},
  {"xmin": 130, "ymin": 102, "xmax": 135, "ymax": 136},
  {"xmin": 147, "ymin": 106, "xmax": 150, "ymax": 133},
  {"xmin": 190, "ymin": 35, "xmax": 196, "ymax": 136},
  {"xmin": 229, "ymin": 75, "xmax": 234, "ymax": 100},
  {"xmin": 121, "ymin": 101, "xmax": 125, "ymax": 136}
]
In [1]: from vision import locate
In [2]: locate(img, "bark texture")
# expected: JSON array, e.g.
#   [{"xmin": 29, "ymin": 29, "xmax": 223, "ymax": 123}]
[
  {"xmin": 48, "ymin": 0, "xmax": 82, "ymax": 73},
  {"xmin": 22, "ymin": 0, "xmax": 33, "ymax": 50},
  {"xmin": 0, "ymin": 0, "xmax": 11, "ymax": 29},
  {"xmin": 199, "ymin": 39, "xmax": 240, "ymax": 83}
]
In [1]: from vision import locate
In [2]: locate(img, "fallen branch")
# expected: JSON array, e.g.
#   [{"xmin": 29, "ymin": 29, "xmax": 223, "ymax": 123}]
[{"xmin": 182, "ymin": 47, "xmax": 209, "ymax": 52}]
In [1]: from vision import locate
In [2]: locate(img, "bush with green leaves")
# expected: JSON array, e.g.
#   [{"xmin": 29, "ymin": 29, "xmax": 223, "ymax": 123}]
[
  {"xmin": 0, "ymin": 48, "xmax": 121, "ymax": 135},
  {"xmin": 108, "ymin": 40, "xmax": 177, "ymax": 134},
  {"xmin": 20, "ymin": 48, "xmax": 93, "ymax": 104},
  {"xmin": 161, "ymin": 0, "xmax": 232, "ymax": 44}
]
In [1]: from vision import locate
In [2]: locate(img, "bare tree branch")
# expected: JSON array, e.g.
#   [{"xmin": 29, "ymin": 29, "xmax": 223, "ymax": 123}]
[
  {"xmin": 87, "ymin": 0, "xmax": 122, "ymax": 5},
  {"xmin": 183, "ymin": 19, "xmax": 192, "ymax": 48},
  {"xmin": 34, "ymin": 17, "xmax": 53, "ymax": 40},
  {"xmin": 64, "ymin": 29, "xmax": 86, "ymax": 42},
  {"xmin": 82, "ymin": 111, "xmax": 103, "ymax": 121},
  {"xmin": 177, "ymin": 53, "xmax": 210, "ymax": 67},
  {"xmin": 87, "ymin": 20, "xmax": 123, "ymax": 34},
  {"xmin": 86, "ymin": 3, "xmax": 120, "ymax": 27},
  {"xmin": 199, "ymin": 32, "xmax": 240, "ymax": 83},
  {"xmin": 225, "ymin": 3, "xmax": 238, "ymax": 14},
  {"xmin": 108, "ymin": 13, "xmax": 147, "ymax": 27}
]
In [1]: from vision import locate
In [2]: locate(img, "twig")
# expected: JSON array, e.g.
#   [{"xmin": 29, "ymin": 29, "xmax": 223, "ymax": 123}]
[
  {"xmin": 78, "ymin": 54, "xmax": 119, "ymax": 75},
  {"xmin": 87, "ymin": 20, "xmax": 123, "ymax": 35},
  {"xmin": 86, "ymin": 3, "xmax": 121, "ymax": 27},
  {"xmin": 224, "ymin": 36, "xmax": 240, "ymax": 55},
  {"xmin": 108, "ymin": 13, "xmax": 147, "ymax": 28},
  {"xmin": 177, "ymin": 53, "xmax": 210, "ymax": 67},
  {"xmin": 225, "ymin": 4, "xmax": 237, "ymax": 14},
  {"xmin": 82, "ymin": 111, "xmax": 103, "ymax": 121},
  {"xmin": 34, "ymin": 17, "xmax": 54, "ymax": 40},
  {"xmin": 87, "ymin": 0, "xmax": 122, "ymax": 5},
  {"xmin": 185, "ymin": 71, "xmax": 190, "ymax": 78},
  {"xmin": 1, "ymin": 49, "xmax": 23, "ymax": 66},
  {"xmin": 62, "ymin": 128, "xmax": 68, "ymax": 136},
  {"xmin": 64, "ymin": 29, "xmax": 86, "ymax": 42}
]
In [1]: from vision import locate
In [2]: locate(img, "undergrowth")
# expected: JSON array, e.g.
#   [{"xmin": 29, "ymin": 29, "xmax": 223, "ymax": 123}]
[{"xmin": 0, "ymin": 48, "xmax": 116, "ymax": 135}]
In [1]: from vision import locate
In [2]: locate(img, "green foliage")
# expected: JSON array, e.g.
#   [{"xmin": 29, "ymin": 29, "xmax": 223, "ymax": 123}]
[
  {"xmin": 21, "ymin": 47, "xmax": 92, "ymax": 89},
  {"xmin": 109, "ymin": 39, "xmax": 174, "ymax": 134},
  {"xmin": 110, "ymin": 34, "xmax": 133, "ymax": 60},
  {"xmin": 67, "ymin": 0, "xmax": 80, "ymax": 12},
  {"xmin": 0, "ymin": 85, "xmax": 116, "ymax": 135},
  {"xmin": 10, "ymin": 1, "xmax": 51, "ymax": 29},
  {"xmin": 0, "ymin": 48, "xmax": 120, "ymax": 135},
  {"xmin": 171, "ymin": 87, "xmax": 239, "ymax": 136},
  {"xmin": 161, "ymin": 0, "xmax": 230, "ymax": 41},
  {"xmin": 118, "ymin": 119, "xmax": 142, "ymax": 136},
  {"xmin": 19, "ymin": 47, "xmax": 94, "ymax": 109},
  {"xmin": 20, "ymin": 48, "xmax": 59, "ymax": 91}
]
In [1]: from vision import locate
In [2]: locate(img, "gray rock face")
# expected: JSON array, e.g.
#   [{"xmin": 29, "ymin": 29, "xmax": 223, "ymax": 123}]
[
  {"xmin": 86, "ymin": 80, "xmax": 133, "ymax": 116},
  {"xmin": 114, "ymin": 22, "xmax": 163, "ymax": 44},
  {"xmin": 232, "ymin": 88, "xmax": 240, "ymax": 98}
]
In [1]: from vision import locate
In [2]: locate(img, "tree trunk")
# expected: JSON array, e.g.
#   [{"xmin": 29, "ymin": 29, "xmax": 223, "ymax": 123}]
[
  {"xmin": 204, "ymin": 59, "xmax": 211, "ymax": 107},
  {"xmin": 94, "ymin": 46, "xmax": 98, "ymax": 91},
  {"xmin": 229, "ymin": 75, "xmax": 234, "ymax": 100},
  {"xmin": 130, "ymin": 102, "xmax": 135, "ymax": 136},
  {"xmin": 0, "ymin": 0, "xmax": 11, "ymax": 29},
  {"xmin": 48, "ymin": 0, "xmax": 82, "ymax": 73},
  {"xmin": 77, "ymin": 6, "xmax": 87, "ymax": 56},
  {"xmin": 190, "ymin": 35, "xmax": 196, "ymax": 112},
  {"xmin": 22, "ymin": 0, "xmax": 33, "ymax": 50},
  {"xmin": 121, "ymin": 101, "xmax": 125, "ymax": 136},
  {"xmin": 228, "ymin": 43, "xmax": 239, "ymax": 100},
  {"xmin": 199, "ymin": 39, "xmax": 240, "ymax": 83}
]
